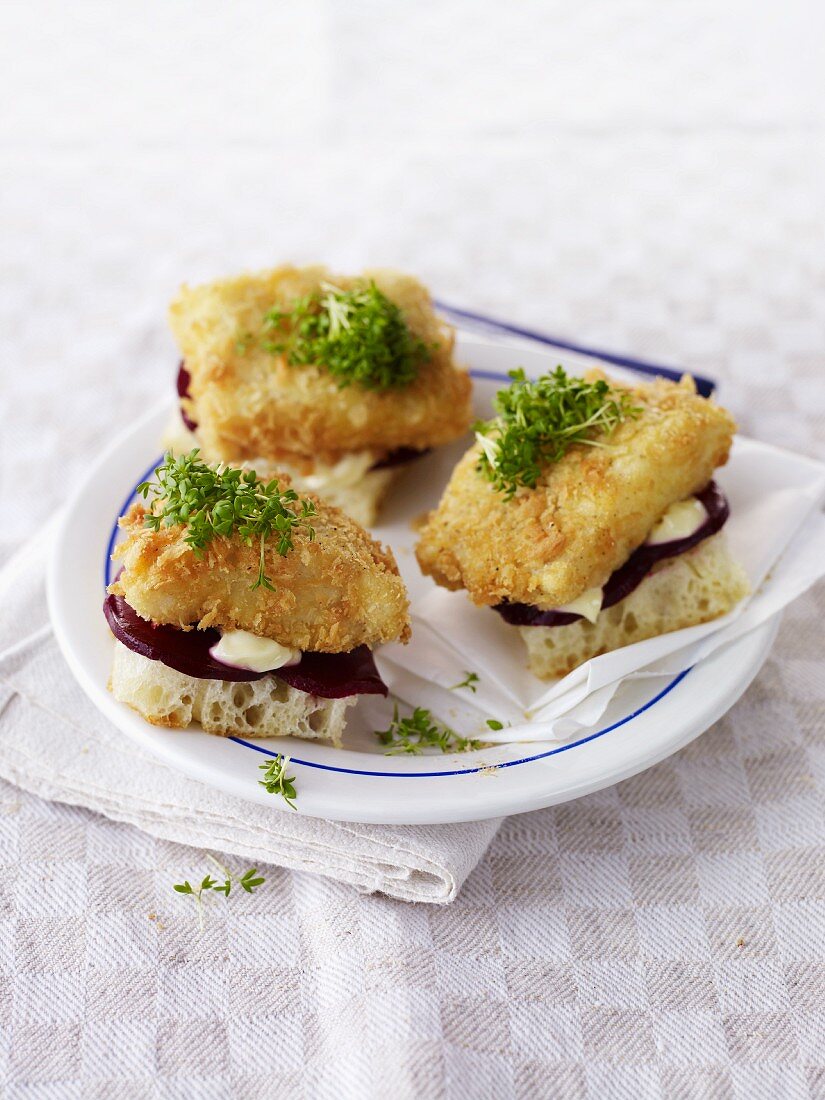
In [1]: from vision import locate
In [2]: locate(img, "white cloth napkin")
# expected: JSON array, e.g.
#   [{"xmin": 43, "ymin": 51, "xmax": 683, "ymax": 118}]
[{"xmin": 0, "ymin": 534, "xmax": 500, "ymax": 904}]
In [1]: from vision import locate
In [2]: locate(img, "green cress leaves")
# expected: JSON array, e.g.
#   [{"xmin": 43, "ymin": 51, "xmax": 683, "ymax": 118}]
[
  {"xmin": 258, "ymin": 755, "xmax": 298, "ymax": 809},
  {"xmin": 449, "ymin": 671, "xmax": 480, "ymax": 694},
  {"xmin": 376, "ymin": 705, "xmax": 483, "ymax": 756},
  {"xmin": 137, "ymin": 450, "xmax": 317, "ymax": 591},
  {"xmin": 259, "ymin": 281, "xmax": 431, "ymax": 391},
  {"xmin": 474, "ymin": 367, "xmax": 642, "ymax": 498},
  {"xmin": 173, "ymin": 856, "xmax": 265, "ymax": 931}
]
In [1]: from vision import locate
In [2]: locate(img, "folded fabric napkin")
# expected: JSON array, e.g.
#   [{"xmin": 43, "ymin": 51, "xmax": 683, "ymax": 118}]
[{"xmin": 0, "ymin": 532, "xmax": 501, "ymax": 904}]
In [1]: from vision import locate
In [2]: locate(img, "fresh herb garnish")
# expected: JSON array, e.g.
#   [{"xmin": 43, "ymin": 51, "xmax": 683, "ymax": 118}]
[
  {"xmin": 173, "ymin": 855, "xmax": 265, "ymax": 930},
  {"xmin": 260, "ymin": 281, "xmax": 431, "ymax": 391},
  {"xmin": 486, "ymin": 719, "xmax": 505, "ymax": 731},
  {"xmin": 138, "ymin": 450, "xmax": 317, "ymax": 591},
  {"xmin": 474, "ymin": 367, "xmax": 642, "ymax": 497},
  {"xmin": 258, "ymin": 755, "xmax": 298, "ymax": 809},
  {"xmin": 450, "ymin": 671, "xmax": 480, "ymax": 694},
  {"xmin": 376, "ymin": 704, "xmax": 484, "ymax": 756}
]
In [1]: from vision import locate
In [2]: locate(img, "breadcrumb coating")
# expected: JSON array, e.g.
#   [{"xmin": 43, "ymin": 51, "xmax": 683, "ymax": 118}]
[
  {"xmin": 415, "ymin": 372, "xmax": 736, "ymax": 609},
  {"xmin": 169, "ymin": 265, "xmax": 473, "ymax": 465},
  {"xmin": 110, "ymin": 496, "xmax": 411, "ymax": 652}
]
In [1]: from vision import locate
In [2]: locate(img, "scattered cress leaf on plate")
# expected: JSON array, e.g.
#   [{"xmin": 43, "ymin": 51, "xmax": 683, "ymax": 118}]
[
  {"xmin": 474, "ymin": 366, "xmax": 642, "ymax": 498},
  {"xmin": 258, "ymin": 755, "xmax": 298, "ymax": 810},
  {"xmin": 449, "ymin": 671, "xmax": 480, "ymax": 693},
  {"xmin": 376, "ymin": 704, "xmax": 484, "ymax": 756},
  {"xmin": 137, "ymin": 449, "xmax": 317, "ymax": 591},
  {"xmin": 259, "ymin": 281, "xmax": 432, "ymax": 391}
]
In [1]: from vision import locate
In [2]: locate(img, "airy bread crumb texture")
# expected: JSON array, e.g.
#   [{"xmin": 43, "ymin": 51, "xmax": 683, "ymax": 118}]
[
  {"xmin": 519, "ymin": 533, "xmax": 750, "ymax": 680},
  {"xmin": 109, "ymin": 641, "xmax": 354, "ymax": 744}
]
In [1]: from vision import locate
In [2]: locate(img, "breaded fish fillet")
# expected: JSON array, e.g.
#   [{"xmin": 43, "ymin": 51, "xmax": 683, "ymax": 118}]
[
  {"xmin": 111, "ymin": 497, "xmax": 411, "ymax": 652},
  {"xmin": 416, "ymin": 373, "xmax": 736, "ymax": 609},
  {"xmin": 169, "ymin": 265, "xmax": 473, "ymax": 465}
]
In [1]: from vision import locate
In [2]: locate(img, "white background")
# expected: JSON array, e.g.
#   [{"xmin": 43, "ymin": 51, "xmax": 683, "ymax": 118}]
[{"xmin": 2, "ymin": 0, "xmax": 824, "ymax": 561}]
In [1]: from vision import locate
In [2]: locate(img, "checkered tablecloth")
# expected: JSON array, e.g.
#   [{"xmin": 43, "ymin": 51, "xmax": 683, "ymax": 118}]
[{"xmin": 2, "ymin": 2, "xmax": 825, "ymax": 1096}]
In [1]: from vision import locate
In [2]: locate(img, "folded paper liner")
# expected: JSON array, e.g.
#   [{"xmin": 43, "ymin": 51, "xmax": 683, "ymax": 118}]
[{"xmin": 377, "ymin": 437, "xmax": 825, "ymax": 742}]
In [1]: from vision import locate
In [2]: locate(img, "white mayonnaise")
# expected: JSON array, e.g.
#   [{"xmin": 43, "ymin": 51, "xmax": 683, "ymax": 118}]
[
  {"xmin": 542, "ymin": 497, "xmax": 706, "ymax": 626},
  {"xmin": 554, "ymin": 586, "xmax": 604, "ymax": 624},
  {"xmin": 302, "ymin": 451, "xmax": 377, "ymax": 491},
  {"xmin": 210, "ymin": 631, "xmax": 301, "ymax": 674},
  {"xmin": 645, "ymin": 496, "xmax": 706, "ymax": 546}
]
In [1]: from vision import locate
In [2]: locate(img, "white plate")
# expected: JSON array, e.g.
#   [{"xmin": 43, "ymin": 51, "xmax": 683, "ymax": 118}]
[{"xmin": 48, "ymin": 335, "xmax": 780, "ymax": 824}]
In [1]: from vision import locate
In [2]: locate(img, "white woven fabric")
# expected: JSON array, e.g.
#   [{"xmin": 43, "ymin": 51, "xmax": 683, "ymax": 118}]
[{"xmin": 2, "ymin": 1, "xmax": 825, "ymax": 1096}]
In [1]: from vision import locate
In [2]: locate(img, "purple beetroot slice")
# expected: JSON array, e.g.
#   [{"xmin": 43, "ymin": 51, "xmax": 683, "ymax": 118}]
[
  {"xmin": 495, "ymin": 481, "xmax": 730, "ymax": 627},
  {"xmin": 176, "ymin": 362, "xmax": 198, "ymax": 433},
  {"xmin": 103, "ymin": 594, "xmax": 387, "ymax": 698},
  {"xmin": 371, "ymin": 446, "xmax": 432, "ymax": 470}
]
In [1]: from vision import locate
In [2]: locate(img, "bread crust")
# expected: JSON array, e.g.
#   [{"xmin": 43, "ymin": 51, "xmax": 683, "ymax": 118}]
[
  {"xmin": 109, "ymin": 641, "xmax": 354, "ymax": 742},
  {"xmin": 519, "ymin": 532, "xmax": 749, "ymax": 678},
  {"xmin": 169, "ymin": 265, "xmax": 473, "ymax": 464},
  {"xmin": 416, "ymin": 372, "xmax": 737, "ymax": 609},
  {"xmin": 110, "ymin": 494, "xmax": 411, "ymax": 651}
]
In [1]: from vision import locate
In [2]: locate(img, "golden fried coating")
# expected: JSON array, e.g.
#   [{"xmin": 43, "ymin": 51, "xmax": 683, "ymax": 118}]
[
  {"xmin": 416, "ymin": 373, "xmax": 736, "ymax": 610},
  {"xmin": 111, "ymin": 497, "xmax": 411, "ymax": 652},
  {"xmin": 169, "ymin": 265, "xmax": 473, "ymax": 465}
]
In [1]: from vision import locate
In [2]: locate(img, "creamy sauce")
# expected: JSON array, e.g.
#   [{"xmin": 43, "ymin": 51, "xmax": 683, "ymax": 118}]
[
  {"xmin": 555, "ymin": 586, "xmax": 603, "ymax": 624},
  {"xmin": 549, "ymin": 496, "xmax": 706, "ymax": 623},
  {"xmin": 301, "ymin": 451, "xmax": 377, "ymax": 491},
  {"xmin": 210, "ymin": 631, "xmax": 301, "ymax": 674},
  {"xmin": 645, "ymin": 496, "xmax": 706, "ymax": 546}
]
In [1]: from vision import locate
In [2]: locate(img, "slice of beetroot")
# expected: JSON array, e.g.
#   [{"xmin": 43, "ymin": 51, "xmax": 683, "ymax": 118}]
[
  {"xmin": 176, "ymin": 362, "xmax": 198, "ymax": 432},
  {"xmin": 104, "ymin": 594, "xmax": 387, "ymax": 698},
  {"xmin": 495, "ymin": 481, "xmax": 730, "ymax": 627},
  {"xmin": 371, "ymin": 447, "xmax": 431, "ymax": 471}
]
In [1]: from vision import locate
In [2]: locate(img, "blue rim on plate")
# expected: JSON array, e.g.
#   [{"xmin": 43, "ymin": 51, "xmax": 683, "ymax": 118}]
[
  {"xmin": 436, "ymin": 301, "xmax": 716, "ymax": 398},
  {"xmin": 105, "ymin": 347, "xmax": 706, "ymax": 779}
]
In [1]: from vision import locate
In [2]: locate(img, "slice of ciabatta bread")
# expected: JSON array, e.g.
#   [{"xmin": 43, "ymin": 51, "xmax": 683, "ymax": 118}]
[
  {"xmin": 519, "ymin": 532, "xmax": 749, "ymax": 680},
  {"xmin": 110, "ymin": 641, "xmax": 353, "ymax": 743}
]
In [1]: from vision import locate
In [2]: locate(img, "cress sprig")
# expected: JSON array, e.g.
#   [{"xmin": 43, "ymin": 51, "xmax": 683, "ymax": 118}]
[
  {"xmin": 137, "ymin": 450, "xmax": 317, "ymax": 592},
  {"xmin": 449, "ymin": 671, "xmax": 480, "ymax": 694},
  {"xmin": 376, "ymin": 705, "xmax": 484, "ymax": 756},
  {"xmin": 259, "ymin": 281, "xmax": 431, "ymax": 391},
  {"xmin": 258, "ymin": 755, "xmax": 298, "ymax": 809},
  {"xmin": 173, "ymin": 855, "xmax": 265, "ymax": 931},
  {"xmin": 474, "ymin": 367, "xmax": 642, "ymax": 498}
]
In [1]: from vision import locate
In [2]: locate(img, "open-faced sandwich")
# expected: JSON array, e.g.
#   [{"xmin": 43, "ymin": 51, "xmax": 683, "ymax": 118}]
[
  {"xmin": 104, "ymin": 450, "xmax": 410, "ymax": 742},
  {"xmin": 165, "ymin": 265, "xmax": 473, "ymax": 526},
  {"xmin": 416, "ymin": 366, "xmax": 749, "ymax": 679}
]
